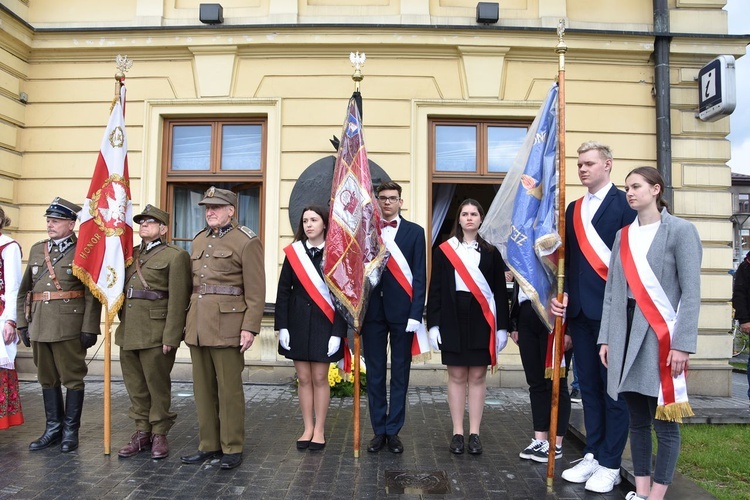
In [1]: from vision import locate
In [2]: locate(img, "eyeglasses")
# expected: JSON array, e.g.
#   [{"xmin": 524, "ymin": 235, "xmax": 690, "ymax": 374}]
[
  {"xmin": 377, "ymin": 196, "xmax": 400, "ymax": 203},
  {"xmin": 139, "ymin": 219, "xmax": 158, "ymax": 225}
]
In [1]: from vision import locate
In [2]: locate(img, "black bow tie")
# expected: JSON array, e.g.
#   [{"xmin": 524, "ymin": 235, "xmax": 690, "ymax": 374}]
[{"xmin": 308, "ymin": 247, "xmax": 322, "ymax": 258}]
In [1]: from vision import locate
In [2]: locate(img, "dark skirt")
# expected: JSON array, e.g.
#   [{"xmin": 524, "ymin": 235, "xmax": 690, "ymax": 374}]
[{"xmin": 441, "ymin": 292, "xmax": 492, "ymax": 367}]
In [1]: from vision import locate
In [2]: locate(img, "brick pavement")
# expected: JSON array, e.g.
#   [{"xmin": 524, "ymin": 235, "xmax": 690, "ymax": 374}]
[{"xmin": 0, "ymin": 380, "xmax": 640, "ymax": 499}]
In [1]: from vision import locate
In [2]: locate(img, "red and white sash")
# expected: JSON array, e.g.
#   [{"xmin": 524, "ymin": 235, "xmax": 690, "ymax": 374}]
[
  {"xmin": 573, "ymin": 197, "xmax": 610, "ymax": 281},
  {"xmin": 384, "ymin": 238, "xmax": 430, "ymax": 359},
  {"xmin": 283, "ymin": 241, "xmax": 335, "ymax": 323},
  {"xmin": 620, "ymin": 224, "xmax": 693, "ymax": 422},
  {"xmin": 439, "ymin": 237, "xmax": 497, "ymax": 367}
]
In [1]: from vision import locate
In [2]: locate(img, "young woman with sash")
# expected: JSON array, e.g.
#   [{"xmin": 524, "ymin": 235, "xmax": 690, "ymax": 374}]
[
  {"xmin": 0, "ymin": 207, "xmax": 23, "ymax": 430},
  {"xmin": 598, "ymin": 167, "xmax": 701, "ymax": 500},
  {"xmin": 427, "ymin": 199, "xmax": 509, "ymax": 455},
  {"xmin": 275, "ymin": 206, "xmax": 346, "ymax": 451}
]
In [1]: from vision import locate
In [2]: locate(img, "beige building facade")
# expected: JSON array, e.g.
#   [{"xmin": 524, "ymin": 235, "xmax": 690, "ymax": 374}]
[{"xmin": 0, "ymin": 0, "xmax": 746, "ymax": 395}]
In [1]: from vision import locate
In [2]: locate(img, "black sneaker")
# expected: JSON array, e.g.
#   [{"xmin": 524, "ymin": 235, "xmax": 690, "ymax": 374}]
[
  {"xmin": 519, "ymin": 439, "xmax": 545, "ymax": 460},
  {"xmin": 530, "ymin": 441, "xmax": 562, "ymax": 463},
  {"xmin": 570, "ymin": 389, "xmax": 582, "ymax": 403}
]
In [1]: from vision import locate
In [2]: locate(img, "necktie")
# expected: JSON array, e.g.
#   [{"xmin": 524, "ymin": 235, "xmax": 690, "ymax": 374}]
[
  {"xmin": 308, "ymin": 247, "xmax": 321, "ymax": 258},
  {"xmin": 381, "ymin": 220, "xmax": 397, "ymax": 228}
]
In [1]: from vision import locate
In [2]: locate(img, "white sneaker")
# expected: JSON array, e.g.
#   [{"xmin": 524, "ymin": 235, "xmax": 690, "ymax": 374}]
[
  {"xmin": 561, "ymin": 453, "xmax": 599, "ymax": 483},
  {"xmin": 625, "ymin": 492, "xmax": 647, "ymax": 500},
  {"xmin": 585, "ymin": 465, "xmax": 622, "ymax": 493}
]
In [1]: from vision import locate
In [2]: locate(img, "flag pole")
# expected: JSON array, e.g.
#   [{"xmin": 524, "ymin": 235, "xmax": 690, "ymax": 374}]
[
  {"xmin": 351, "ymin": 55, "xmax": 364, "ymax": 459},
  {"xmin": 102, "ymin": 70, "xmax": 125, "ymax": 456},
  {"xmin": 547, "ymin": 20, "xmax": 568, "ymax": 485}
]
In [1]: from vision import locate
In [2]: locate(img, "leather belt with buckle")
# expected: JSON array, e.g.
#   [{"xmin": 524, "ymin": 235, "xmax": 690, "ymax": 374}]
[
  {"xmin": 127, "ymin": 289, "xmax": 169, "ymax": 300},
  {"xmin": 32, "ymin": 290, "xmax": 85, "ymax": 302},
  {"xmin": 193, "ymin": 284, "xmax": 244, "ymax": 296}
]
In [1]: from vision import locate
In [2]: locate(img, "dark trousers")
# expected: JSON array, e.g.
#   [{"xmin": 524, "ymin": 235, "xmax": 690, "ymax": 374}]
[
  {"xmin": 32, "ymin": 339, "xmax": 87, "ymax": 391},
  {"xmin": 622, "ymin": 392, "xmax": 680, "ymax": 485},
  {"xmin": 568, "ymin": 313, "xmax": 629, "ymax": 469},
  {"xmin": 362, "ymin": 317, "xmax": 413, "ymax": 437},
  {"xmin": 517, "ymin": 302, "xmax": 571, "ymax": 434},
  {"xmin": 120, "ymin": 346, "xmax": 177, "ymax": 435}
]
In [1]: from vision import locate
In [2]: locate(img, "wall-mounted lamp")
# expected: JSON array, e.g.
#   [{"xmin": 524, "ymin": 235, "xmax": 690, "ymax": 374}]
[
  {"xmin": 200, "ymin": 3, "xmax": 224, "ymax": 24},
  {"xmin": 19, "ymin": 92, "xmax": 28, "ymax": 104},
  {"xmin": 476, "ymin": 2, "xmax": 499, "ymax": 25}
]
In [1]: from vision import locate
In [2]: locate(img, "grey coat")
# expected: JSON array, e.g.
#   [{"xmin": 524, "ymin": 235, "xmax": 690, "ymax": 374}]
[{"xmin": 598, "ymin": 209, "xmax": 701, "ymax": 401}]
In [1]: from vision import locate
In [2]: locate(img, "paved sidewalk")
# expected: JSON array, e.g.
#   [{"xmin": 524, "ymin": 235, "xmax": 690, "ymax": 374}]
[{"xmin": 0, "ymin": 373, "xmax": 746, "ymax": 499}]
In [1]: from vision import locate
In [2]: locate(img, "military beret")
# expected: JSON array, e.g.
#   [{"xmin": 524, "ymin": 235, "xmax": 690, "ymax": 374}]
[
  {"xmin": 134, "ymin": 204, "xmax": 170, "ymax": 226},
  {"xmin": 45, "ymin": 197, "xmax": 81, "ymax": 221},
  {"xmin": 198, "ymin": 186, "xmax": 237, "ymax": 207}
]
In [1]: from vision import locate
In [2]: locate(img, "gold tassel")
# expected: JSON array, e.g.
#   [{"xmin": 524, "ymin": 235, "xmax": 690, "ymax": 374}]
[
  {"xmin": 655, "ymin": 402, "xmax": 694, "ymax": 423},
  {"xmin": 544, "ymin": 367, "xmax": 554, "ymax": 379}
]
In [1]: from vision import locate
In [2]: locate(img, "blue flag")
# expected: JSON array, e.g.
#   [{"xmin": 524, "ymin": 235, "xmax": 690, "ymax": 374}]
[{"xmin": 480, "ymin": 84, "xmax": 559, "ymax": 330}]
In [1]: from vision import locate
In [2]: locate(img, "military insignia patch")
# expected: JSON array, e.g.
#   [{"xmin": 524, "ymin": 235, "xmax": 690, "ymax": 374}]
[{"xmin": 238, "ymin": 226, "xmax": 257, "ymax": 239}]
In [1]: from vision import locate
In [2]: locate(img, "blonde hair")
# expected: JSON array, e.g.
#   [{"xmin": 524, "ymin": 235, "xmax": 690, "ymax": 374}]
[{"xmin": 577, "ymin": 141, "xmax": 613, "ymax": 162}]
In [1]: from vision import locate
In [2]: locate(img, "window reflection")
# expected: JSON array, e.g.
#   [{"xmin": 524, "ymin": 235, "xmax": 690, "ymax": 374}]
[
  {"xmin": 222, "ymin": 125, "xmax": 262, "ymax": 171},
  {"xmin": 488, "ymin": 127, "xmax": 527, "ymax": 172},
  {"xmin": 172, "ymin": 125, "xmax": 211, "ymax": 171},
  {"xmin": 435, "ymin": 125, "xmax": 477, "ymax": 172}
]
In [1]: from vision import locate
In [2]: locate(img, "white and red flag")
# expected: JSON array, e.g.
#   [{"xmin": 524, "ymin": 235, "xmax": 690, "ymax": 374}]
[
  {"xmin": 323, "ymin": 93, "xmax": 388, "ymax": 330},
  {"xmin": 73, "ymin": 83, "xmax": 134, "ymax": 321}
]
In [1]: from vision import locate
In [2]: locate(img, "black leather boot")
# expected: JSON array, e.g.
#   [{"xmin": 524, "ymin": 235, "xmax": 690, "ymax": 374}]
[
  {"xmin": 29, "ymin": 387, "xmax": 64, "ymax": 451},
  {"xmin": 60, "ymin": 389, "xmax": 84, "ymax": 453}
]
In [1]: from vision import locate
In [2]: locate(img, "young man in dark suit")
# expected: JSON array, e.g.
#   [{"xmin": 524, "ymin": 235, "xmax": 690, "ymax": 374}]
[
  {"xmin": 552, "ymin": 142, "xmax": 636, "ymax": 493},
  {"xmin": 363, "ymin": 181, "xmax": 427, "ymax": 454}
]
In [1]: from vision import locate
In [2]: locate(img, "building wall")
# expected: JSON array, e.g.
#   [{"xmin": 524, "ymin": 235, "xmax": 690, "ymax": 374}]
[{"xmin": 0, "ymin": 0, "xmax": 745, "ymax": 394}]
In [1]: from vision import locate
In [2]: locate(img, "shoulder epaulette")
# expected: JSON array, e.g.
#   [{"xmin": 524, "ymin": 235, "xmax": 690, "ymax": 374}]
[{"xmin": 238, "ymin": 226, "xmax": 257, "ymax": 239}]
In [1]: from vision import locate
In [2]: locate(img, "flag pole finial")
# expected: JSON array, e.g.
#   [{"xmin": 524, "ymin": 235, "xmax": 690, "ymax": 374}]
[
  {"xmin": 112, "ymin": 55, "xmax": 133, "ymax": 111},
  {"xmin": 349, "ymin": 51, "xmax": 366, "ymax": 92},
  {"xmin": 556, "ymin": 20, "xmax": 567, "ymax": 71}
]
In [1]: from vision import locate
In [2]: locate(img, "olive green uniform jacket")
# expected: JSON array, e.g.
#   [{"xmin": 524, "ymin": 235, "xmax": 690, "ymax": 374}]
[
  {"xmin": 16, "ymin": 234, "xmax": 102, "ymax": 341},
  {"xmin": 185, "ymin": 224, "xmax": 265, "ymax": 345},
  {"xmin": 115, "ymin": 242, "xmax": 192, "ymax": 349}
]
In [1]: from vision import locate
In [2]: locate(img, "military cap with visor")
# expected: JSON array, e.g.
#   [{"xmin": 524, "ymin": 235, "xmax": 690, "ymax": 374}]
[
  {"xmin": 198, "ymin": 186, "xmax": 237, "ymax": 207},
  {"xmin": 45, "ymin": 197, "xmax": 81, "ymax": 221},
  {"xmin": 134, "ymin": 204, "xmax": 170, "ymax": 226}
]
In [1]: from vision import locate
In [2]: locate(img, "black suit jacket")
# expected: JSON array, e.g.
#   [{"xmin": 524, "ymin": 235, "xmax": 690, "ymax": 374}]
[
  {"xmin": 564, "ymin": 184, "xmax": 636, "ymax": 321},
  {"xmin": 365, "ymin": 218, "xmax": 427, "ymax": 324},
  {"xmin": 426, "ymin": 243, "xmax": 509, "ymax": 353},
  {"xmin": 275, "ymin": 245, "xmax": 347, "ymax": 361}
]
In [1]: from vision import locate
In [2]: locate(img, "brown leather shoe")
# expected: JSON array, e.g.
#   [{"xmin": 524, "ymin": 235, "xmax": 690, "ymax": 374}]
[
  {"xmin": 118, "ymin": 431, "xmax": 151, "ymax": 458},
  {"xmin": 151, "ymin": 434, "xmax": 169, "ymax": 459}
]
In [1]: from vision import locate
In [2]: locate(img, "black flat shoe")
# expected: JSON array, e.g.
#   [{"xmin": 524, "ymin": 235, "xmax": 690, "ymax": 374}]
[
  {"xmin": 296, "ymin": 440, "xmax": 311, "ymax": 450},
  {"xmin": 180, "ymin": 449, "xmax": 222, "ymax": 464},
  {"xmin": 449, "ymin": 434, "xmax": 464, "ymax": 455},
  {"xmin": 467, "ymin": 433, "xmax": 483, "ymax": 455},
  {"xmin": 220, "ymin": 452, "xmax": 243, "ymax": 469},
  {"xmin": 308, "ymin": 440, "xmax": 326, "ymax": 451},
  {"xmin": 367, "ymin": 434, "xmax": 386, "ymax": 453},
  {"xmin": 387, "ymin": 435, "xmax": 404, "ymax": 454}
]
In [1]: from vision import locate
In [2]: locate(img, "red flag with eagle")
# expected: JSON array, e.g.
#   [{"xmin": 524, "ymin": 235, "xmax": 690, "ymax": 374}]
[
  {"xmin": 73, "ymin": 83, "xmax": 134, "ymax": 322},
  {"xmin": 322, "ymin": 92, "xmax": 388, "ymax": 331}
]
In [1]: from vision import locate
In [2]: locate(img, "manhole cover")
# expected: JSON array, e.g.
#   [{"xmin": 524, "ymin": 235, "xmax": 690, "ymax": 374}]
[{"xmin": 384, "ymin": 470, "xmax": 450, "ymax": 494}]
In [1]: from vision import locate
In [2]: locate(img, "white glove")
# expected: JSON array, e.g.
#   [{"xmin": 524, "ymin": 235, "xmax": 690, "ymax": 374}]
[
  {"xmin": 405, "ymin": 319, "xmax": 421, "ymax": 333},
  {"xmin": 279, "ymin": 328, "xmax": 291, "ymax": 350},
  {"xmin": 327, "ymin": 336, "xmax": 342, "ymax": 357},
  {"xmin": 496, "ymin": 329, "xmax": 508, "ymax": 353},
  {"xmin": 428, "ymin": 326, "xmax": 441, "ymax": 351}
]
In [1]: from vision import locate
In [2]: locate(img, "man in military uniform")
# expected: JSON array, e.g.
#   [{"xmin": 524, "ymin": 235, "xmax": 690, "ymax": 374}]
[
  {"xmin": 180, "ymin": 187, "xmax": 265, "ymax": 470},
  {"xmin": 115, "ymin": 205, "xmax": 191, "ymax": 460},
  {"xmin": 17, "ymin": 197, "xmax": 102, "ymax": 453}
]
